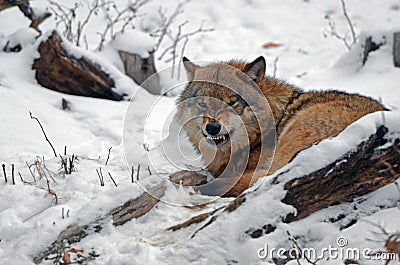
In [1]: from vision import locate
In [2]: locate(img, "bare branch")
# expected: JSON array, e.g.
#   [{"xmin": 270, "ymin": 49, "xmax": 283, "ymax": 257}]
[
  {"xmin": 29, "ymin": 111, "xmax": 57, "ymax": 157},
  {"xmin": 323, "ymin": 0, "xmax": 356, "ymax": 50},
  {"xmin": 11, "ymin": 164, "xmax": 15, "ymax": 185},
  {"xmin": 2, "ymin": 164, "xmax": 6, "ymax": 184},
  {"xmin": 273, "ymin": 57, "xmax": 279, "ymax": 77},
  {"xmin": 105, "ymin": 147, "xmax": 112, "ymax": 166},
  {"xmin": 108, "ymin": 172, "xmax": 117, "ymax": 187},
  {"xmin": 157, "ymin": 18, "xmax": 214, "ymax": 78},
  {"xmin": 340, "ymin": 0, "xmax": 356, "ymax": 47},
  {"xmin": 96, "ymin": 168, "xmax": 104, "ymax": 186},
  {"xmin": 137, "ymin": 164, "xmax": 140, "ymax": 181}
]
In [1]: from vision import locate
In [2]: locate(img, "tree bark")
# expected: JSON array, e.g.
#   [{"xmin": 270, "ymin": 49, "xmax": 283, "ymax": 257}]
[
  {"xmin": 362, "ymin": 36, "xmax": 383, "ymax": 66},
  {"xmin": 33, "ymin": 31, "xmax": 124, "ymax": 101},
  {"xmin": 282, "ymin": 125, "xmax": 399, "ymax": 222},
  {"xmin": 0, "ymin": 0, "xmax": 29, "ymax": 12},
  {"xmin": 119, "ymin": 50, "xmax": 161, "ymax": 95},
  {"xmin": 394, "ymin": 32, "xmax": 400, "ymax": 67},
  {"xmin": 0, "ymin": 1, "xmax": 50, "ymax": 31}
]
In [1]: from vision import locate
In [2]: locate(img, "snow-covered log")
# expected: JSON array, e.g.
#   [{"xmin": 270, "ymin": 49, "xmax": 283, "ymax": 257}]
[
  {"xmin": 0, "ymin": 0, "xmax": 50, "ymax": 31},
  {"xmin": 119, "ymin": 50, "xmax": 161, "ymax": 95},
  {"xmin": 32, "ymin": 177, "xmax": 203, "ymax": 264},
  {"xmin": 0, "ymin": 0, "xmax": 29, "ymax": 12},
  {"xmin": 282, "ymin": 125, "xmax": 399, "ymax": 222},
  {"xmin": 32, "ymin": 126, "xmax": 400, "ymax": 263},
  {"xmin": 33, "ymin": 31, "xmax": 124, "ymax": 101}
]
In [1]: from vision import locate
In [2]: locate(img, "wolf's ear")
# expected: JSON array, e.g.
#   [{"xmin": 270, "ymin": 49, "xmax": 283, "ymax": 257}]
[
  {"xmin": 183, "ymin": 57, "xmax": 198, "ymax": 80},
  {"xmin": 244, "ymin": 56, "xmax": 266, "ymax": 83}
]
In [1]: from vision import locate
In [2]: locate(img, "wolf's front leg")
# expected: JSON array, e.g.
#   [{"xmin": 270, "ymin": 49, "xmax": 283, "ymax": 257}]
[
  {"xmin": 169, "ymin": 170, "xmax": 208, "ymax": 186},
  {"xmin": 195, "ymin": 170, "xmax": 268, "ymax": 197}
]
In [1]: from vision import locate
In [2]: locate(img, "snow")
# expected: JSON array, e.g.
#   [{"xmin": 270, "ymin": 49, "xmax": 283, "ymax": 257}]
[
  {"xmin": 111, "ymin": 30, "xmax": 155, "ymax": 58},
  {"xmin": 0, "ymin": 0, "xmax": 400, "ymax": 264},
  {"xmin": 0, "ymin": 27, "xmax": 39, "ymax": 51}
]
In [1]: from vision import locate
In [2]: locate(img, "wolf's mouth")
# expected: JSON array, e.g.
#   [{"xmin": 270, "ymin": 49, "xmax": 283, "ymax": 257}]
[{"xmin": 203, "ymin": 133, "xmax": 230, "ymax": 146}]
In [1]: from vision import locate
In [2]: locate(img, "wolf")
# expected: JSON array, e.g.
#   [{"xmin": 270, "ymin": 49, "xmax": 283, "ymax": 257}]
[{"xmin": 174, "ymin": 56, "xmax": 386, "ymax": 197}]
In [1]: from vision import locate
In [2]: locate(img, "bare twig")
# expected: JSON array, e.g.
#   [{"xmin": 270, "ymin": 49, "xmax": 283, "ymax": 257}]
[
  {"xmin": 152, "ymin": 4, "xmax": 185, "ymax": 51},
  {"xmin": 2, "ymin": 164, "xmax": 7, "ymax": 183},
  {"xmin": 340, "ymin": 0, "xmax": 356, "ymax": 47},
  {"xmin": 29, "ymin": 111, "xmax": 57, "ymax": 157},
  {"xmin": 323, "ymin": 0, "xmax": 356, "ymax": 50},
  {"xmin": 19, "ymin": 172, "xmax": 35, "ymax": 185},
  {"xmin": 142, "ymin": 143, "xmax": 150, "ymax": 152},
  {"xmin": 75, "ymin": 0, "xmax": 101, "ymax": 46},
  {"xmin": 131, "ymin": 165, "xmax": 135, "ymax": 183},
  {"xmin": 20, "ymin": 158, "xmax": 58, "ymax": 205},
  {"xmin": 108, "ymin": 172, "xmax": 118, "ymax": 187},
  {"xmin": 11, "ymin": 164, "xmax": 15, "ymax": 185},
  {"xmin": 147, "ymin": 165, "xmax": 152, "ymax": 175},
  {"xmin": 26, "ymin": 161, "xmax": 36, "ymax": 182},
  {"xmin": 151, "ymin": 5, "xmax": 213, "ymax": 78},
  {"xmin": 157, "ymin": 18, "xmax": 214, "ymax": 78},
  {"xmin": 23, "ymin": 206, "xmax": 52, "ymax": 222},
  {"xmin": 137, "ymin": 164, "xmax": 140, "ymax": 181},
  {"xmin": 96, "ymin": 168, "xmax": 104, "ymax": 186},
  {"xmin": 97, "ymin": 0, "xmax": 148, "ymax": 50},
  {"xmin": 105, "ymin": 147, "xmax": 112, "ymax": 166},
  {"xmin": 273, "ymin": 57, "xmax": 279, "ymax": 77}
]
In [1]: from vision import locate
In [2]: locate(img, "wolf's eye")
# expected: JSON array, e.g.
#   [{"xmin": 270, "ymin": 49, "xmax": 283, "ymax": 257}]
[
  {"xmin": 197, "ymin": 101, "xmax": 206, "ymax": 108},
  {"xmin": 228, "ymin": 97, "xmax": 238, "ymax": 106}
]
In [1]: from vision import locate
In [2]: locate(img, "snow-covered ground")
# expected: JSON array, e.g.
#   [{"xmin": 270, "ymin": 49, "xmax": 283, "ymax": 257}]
[{"xmin": 0, "ymin": 0, "xmax": 399, "ymax": 264}]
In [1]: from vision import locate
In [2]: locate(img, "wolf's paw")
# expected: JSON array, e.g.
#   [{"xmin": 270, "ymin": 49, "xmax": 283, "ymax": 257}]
[
  {"xmin": 169, "ymin": 170, "xmax": 208, "ymax": 186},
  {"xmin": 194, "ymin": 177, "xmax": 240, "ymax": 197}
]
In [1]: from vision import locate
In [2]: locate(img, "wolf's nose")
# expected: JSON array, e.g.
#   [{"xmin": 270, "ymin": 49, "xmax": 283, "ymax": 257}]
[{"xmin": 206, "ymin": 122, "xmax": 221, "ymax": 136}]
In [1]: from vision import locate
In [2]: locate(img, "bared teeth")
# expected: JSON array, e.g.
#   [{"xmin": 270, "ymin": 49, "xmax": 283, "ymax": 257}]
[{"xmin": 206, "ymin": 135, "xmax": 227, "ymax": 141}]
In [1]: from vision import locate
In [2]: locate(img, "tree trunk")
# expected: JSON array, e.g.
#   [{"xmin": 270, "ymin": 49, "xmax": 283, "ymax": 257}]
[
  {"xmin": 119, "ymin": 50, "xmax": 161, "ymax": 95},
  {"xmin": 33, "ymin": 31, "xmax": 124, "ymax": 101}
]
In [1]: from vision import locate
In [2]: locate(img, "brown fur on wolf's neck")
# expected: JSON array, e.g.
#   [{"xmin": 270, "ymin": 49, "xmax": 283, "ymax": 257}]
[
  {"xmin": 179, "ymin": 56, "xmax": 386, "ymax": 197},
  {"xmin": 228, "ymin": 59, "xmax": 386, "ymax": 174}
]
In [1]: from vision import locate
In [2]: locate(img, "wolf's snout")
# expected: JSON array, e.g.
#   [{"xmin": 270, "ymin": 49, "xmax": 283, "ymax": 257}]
[{"xmin": 205, "ymin": 122, "xmax": 221, "ymax": 136}]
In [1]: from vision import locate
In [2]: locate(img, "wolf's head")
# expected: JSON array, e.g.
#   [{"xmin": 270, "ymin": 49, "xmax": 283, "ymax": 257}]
[{"xmin": 175, "ymin": 57, "xmax": 274, "ymax": 174}]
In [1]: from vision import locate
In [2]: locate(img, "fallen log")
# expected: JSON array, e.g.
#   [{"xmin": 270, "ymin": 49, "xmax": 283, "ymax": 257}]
[
  {"xmin": 0, "ymin": 1, "xmax": 50, "ymax": 31},
  {"xmin": 282, "ymin": 125, "xmax": 399, "ymax": 222},
  {"xmin": 0, "ymin": 0, "xmax": 29, "ymax": 12},
  {"xmin": 32, "ymin": 126, "xmax": 400, "ymax": 263},
  {"xmin": 33, "ymin": 31, "xmax": 124, "ymax": 101},
  {"xmin": 239, "ymin": 125, "xmax": 399, "ymax": 239},
  {"xmin": 32, "ymin": 175, "xmax": 206, "ymax": 264}
]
